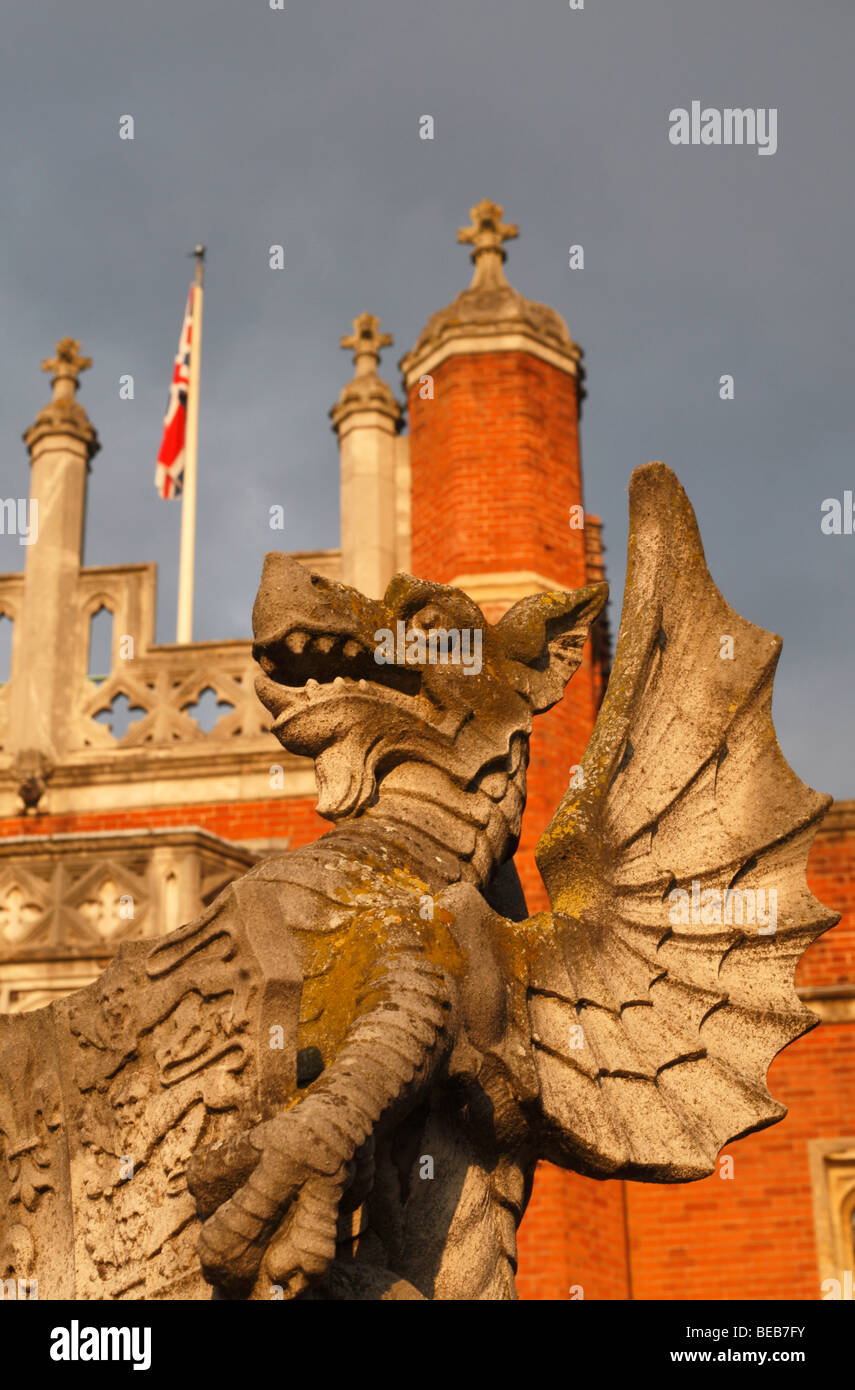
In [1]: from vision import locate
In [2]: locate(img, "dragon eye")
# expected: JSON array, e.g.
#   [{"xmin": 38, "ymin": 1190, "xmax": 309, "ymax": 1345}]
[{"xmin": 412, "ymin": 607, "xmax": 443, "ymax": 630}]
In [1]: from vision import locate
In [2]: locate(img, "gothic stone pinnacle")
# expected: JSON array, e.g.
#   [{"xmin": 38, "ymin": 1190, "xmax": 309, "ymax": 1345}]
[
  {"xmin": 24, "ymin": 337, "xmax": 99, "ymax": 457},
  {"xmin": 331, "ymin": 313, "xmax": 401, "ymax": 432}
]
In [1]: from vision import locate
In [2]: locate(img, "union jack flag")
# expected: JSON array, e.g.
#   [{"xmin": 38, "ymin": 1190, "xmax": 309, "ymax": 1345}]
[{"xmin": 155, "ymin": 287, "xmax": 195, "ymax": 499}]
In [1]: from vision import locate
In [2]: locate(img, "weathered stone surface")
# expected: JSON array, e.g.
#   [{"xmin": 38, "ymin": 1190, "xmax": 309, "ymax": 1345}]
[
  {"xmin": 400, "ymin": 200, "xmax": 583, "ymax": 380},
  {"xmin": 0, "ymin": 880, "xmax": 301, "ymax": 1299},
  {"xmin": 0, "ymin": 462, "xmax": 838, "ymax": 1300}
]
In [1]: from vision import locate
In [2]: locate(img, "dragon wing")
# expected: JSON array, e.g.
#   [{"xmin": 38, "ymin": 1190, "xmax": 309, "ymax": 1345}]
[{"xmin": 525, "ymin": 461, "xmax": 839, "ymax": 1181}]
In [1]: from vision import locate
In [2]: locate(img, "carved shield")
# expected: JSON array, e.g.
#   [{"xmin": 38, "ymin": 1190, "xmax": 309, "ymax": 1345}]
[{"xmin": 0, "ymin": 878, "xmax": 301, "ymax": 1300}]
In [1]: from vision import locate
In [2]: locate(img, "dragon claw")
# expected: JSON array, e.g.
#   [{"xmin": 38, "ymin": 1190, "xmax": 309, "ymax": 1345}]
[{"xmin": 193, "ymin": 1130, "xmax": 348, "ymax": 1299}]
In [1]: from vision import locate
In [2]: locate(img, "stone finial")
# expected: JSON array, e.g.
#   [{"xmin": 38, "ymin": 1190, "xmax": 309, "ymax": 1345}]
[
  {"xmin": 23, "ymin": 338, "xmax": 99, "ymax": 459},
  {"xmin": 41, "ymin": 338, "xmax": 93, "ymax": 402},
  {"xmin": 330, "ymin": 314, "xmax": 402, "ymax": 433},
  {"xmin": 400, "ymin": 200, "xmax": 581, "ymax": 386},
  {"xmin": 457, "ymin": 199, "xmax": 519, "ymax": 289},
  {"xmin": 340, "ymin": 314, "xmax": 394, "ymax": 378}
]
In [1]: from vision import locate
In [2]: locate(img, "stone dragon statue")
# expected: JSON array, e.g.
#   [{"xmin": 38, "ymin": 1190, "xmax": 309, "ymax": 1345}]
[
  {"xmin": 0, "ymin": 462, "xmax": 836, "ymax": 1301},
  {"xmin": 179, "ymin": 462, "xmax": 838, "ymax": 1300}
]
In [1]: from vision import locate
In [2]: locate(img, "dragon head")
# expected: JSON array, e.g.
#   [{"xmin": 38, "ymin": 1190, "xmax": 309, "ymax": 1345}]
[{"xmin": 252, "ymin": 555, "xmax": 607, "ymax": 821}]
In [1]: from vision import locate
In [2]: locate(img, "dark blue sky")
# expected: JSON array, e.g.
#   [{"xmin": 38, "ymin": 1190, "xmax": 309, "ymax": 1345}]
[{"xmin": 1, "ymin": 0, "xmax": 852, "ymax": 794}]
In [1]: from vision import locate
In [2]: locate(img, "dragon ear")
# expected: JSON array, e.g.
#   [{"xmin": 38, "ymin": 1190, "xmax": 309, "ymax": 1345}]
[{"xmin": 497, "ymin": 582, "xmax": 608, "ymax": 712}]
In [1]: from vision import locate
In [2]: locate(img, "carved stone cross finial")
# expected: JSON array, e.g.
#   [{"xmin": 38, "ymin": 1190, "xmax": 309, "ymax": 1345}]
[
  {"xmin": 23, "ymin": 338, "xmax": 99, "ymax": 457},
  {"xmin": 457, "ymin": 200, "xmax": 519, "ymax": 288},
  {"xmin": 340, "ymin": 314, "xmax": 393, "ymax": 379},
  {"xmin": 41, "ymin": 338, "xmax": 92, "ymax": 402},
  {"xmin": 331, "ymin": 313, "xmax": 401, "ymax": 433}
]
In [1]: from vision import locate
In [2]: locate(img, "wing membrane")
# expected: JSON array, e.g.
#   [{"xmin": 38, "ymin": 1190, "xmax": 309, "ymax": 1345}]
[{"xmin": 529, "ymin": 463, "xmax": 838, "ymax": 1180}]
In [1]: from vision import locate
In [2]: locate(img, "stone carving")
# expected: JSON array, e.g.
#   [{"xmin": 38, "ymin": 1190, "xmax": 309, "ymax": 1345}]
[
  {"xmin": 0, "ymin": 884, "xmax": 44, "ymax": 946},
  {"xmin": 0, "ymin": 831, "xmax": 257, "ymax": 1016},
  {"xmin": 23, "ymin": 338, "xmax": 100, "ymax": 457},
  {"xmin": 41, "ymin": 337, "xmax": 93, "ymax": 383},
  {"xmin": 0, "ymin": 463, "xmax": 838, "ymax": 1300},
  {"xmin": 0, "ymin": 1040, "xmax": 62, "ymax": 1212},
  {"xmin": 13, "ymin": 749, "xmax": 54, "ymax": 813},
  {"xmin": 81, "ymin": 659, "xmax": 265, "ymax": 748},
  {"xmin": 0, "ymin": 556, "xmax": 280, "ymax": 759},
  {"xmin": 78, "ymin": 877, "xmax": 136, "ymax": 941},
  {"xmin": 402, "ymin": 198, "xmax": 582, "ymax": 376},
  {"xmin": 456, "ymin": 197, "xmax": 519, "ymax": 262},
  {"xmin": 0, "ymin": 1010, "xmax": 67, "ymax": 1290},
  {"xmin": 330, "ymin": 313, "xmax": 402, "ymax": 431},
  {"xmin": 0, "ymin": 883, "xmax": 301, "ymax": 1298}
]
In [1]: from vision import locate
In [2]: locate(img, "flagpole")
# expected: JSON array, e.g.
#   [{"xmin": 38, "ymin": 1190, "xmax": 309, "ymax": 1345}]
[{"xmin": 176, "ymin": 244, "xmax": 205, "ymax": 643}]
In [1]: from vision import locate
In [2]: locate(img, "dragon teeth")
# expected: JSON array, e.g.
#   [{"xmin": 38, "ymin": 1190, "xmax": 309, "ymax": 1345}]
[
  {"xmin": 314, "ymin": 635, "xmax": 336, "ymax": 654},
  {"xmin": 333, "ymin": 677, "xmax": 346, "ymax": 691},
  {"xmin": 306, "ymin": 679, "xmax": 320, "ymax": 694},
  {"xmin": 343, "ymin": 640, "xmax": 360, "ymax": 659},
  {"xmin": 285, "ymin": 631, "xmax": 309, "ymax": 654},
  {"xmin": 358, "ymin": 679, "xmax": 368, "ymax": 691}
]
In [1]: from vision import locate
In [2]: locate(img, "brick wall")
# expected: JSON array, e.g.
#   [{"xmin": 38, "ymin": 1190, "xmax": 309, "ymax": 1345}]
[
  {"xmin": 801, "ymin": 813, "xmax": 855, "ymax": 986},
  {"xmin": 514, "ymin": 651, "xmax": 598, "ymax": 913},
  {"xmin": 517, "ymin": 1165, "xmax": 630, "ymax": 1300},
  {"xmin": 408, "ymin": 351, "xmax": 586, "ymax": 589},
  {"xmin": 623, "ymin": 1011, "xmax": 855, "ymax": 1300},
  {"xmin": 0, "ymin": 797, "xmax": 327, "ymax": 848}
]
